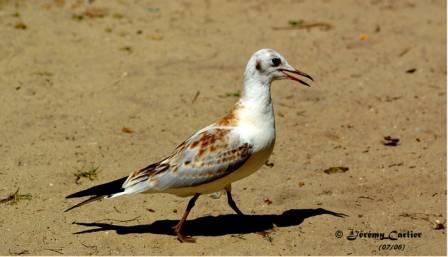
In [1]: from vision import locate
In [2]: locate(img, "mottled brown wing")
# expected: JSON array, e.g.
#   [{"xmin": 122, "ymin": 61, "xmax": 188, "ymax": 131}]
[{"xmin": 122, "ymin": 127, "xmax": 253, "ymax": 192}]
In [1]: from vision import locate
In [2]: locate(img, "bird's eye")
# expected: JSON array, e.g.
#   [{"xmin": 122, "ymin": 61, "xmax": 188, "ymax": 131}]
[{"xmin": 272, "ymin": 58, "xmax": 281, "ymax": 67}]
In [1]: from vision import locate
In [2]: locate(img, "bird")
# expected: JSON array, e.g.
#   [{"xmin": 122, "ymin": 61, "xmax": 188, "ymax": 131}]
[{"xmin": 65, "ymin": 48, "xmax": 313, "ymax": 242}]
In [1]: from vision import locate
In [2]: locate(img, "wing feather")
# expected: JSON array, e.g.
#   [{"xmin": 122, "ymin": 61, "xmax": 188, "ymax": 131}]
[{"xmin": 123, "ymin": 127, "xmax": 252, "ymax": 192}]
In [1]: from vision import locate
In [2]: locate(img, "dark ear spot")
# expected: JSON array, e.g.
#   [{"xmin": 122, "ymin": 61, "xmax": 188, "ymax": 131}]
[{"xmin": 255, "ymin": 59, "xmax": 262, "ymax": 71}]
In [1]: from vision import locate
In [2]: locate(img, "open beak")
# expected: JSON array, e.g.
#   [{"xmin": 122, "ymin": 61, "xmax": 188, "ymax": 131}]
[{"xmin": 278, "ymin": 67, "xmax": 314, "ymax": 87}]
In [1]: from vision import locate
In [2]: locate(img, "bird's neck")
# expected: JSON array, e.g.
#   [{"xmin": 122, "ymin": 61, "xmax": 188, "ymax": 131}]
[
  {"xmin": 237, "ymin": 77, "xmax": 275, "ymax": 129},
  {"xmin": 233, "ymin": 77, "xmax": 275, "ymax": 151},
  {"xmin": 215, "ymin": 77, "xmax": 273, "ymax": 128},
  {"xmin": 241, "ymin": 77, "xmax": 272, "ymax": 109}
]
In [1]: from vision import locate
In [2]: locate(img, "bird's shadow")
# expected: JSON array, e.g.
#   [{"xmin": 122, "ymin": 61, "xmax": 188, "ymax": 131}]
[{"xmin": 73, "ymin": 208, "xmax": 348, "ymax": 237}]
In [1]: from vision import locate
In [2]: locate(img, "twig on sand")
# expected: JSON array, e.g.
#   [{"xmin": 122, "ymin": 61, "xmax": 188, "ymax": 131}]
[
  {"xmin": 192, "ymin": 90, "xmax": 200, "ymax": 103},
  {"xmin": 81, "ymin": 242, "xmax": 98, "ymax": 255},
  {"xmin": 0, "ymin": 188, "xmax": 32, "ymax": 205},
  {"xmin": 272, "ymin": 20, "xmax": 333, "ymax": 31},
  {"xmin": 45, "ymin": 248, "xmax": 64, "ymax": 255}
]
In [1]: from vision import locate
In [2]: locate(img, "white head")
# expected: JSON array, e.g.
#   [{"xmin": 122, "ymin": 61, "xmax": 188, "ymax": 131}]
[{"xmin": 244, "ymin": 48, "xmax": 313, "ymax": 87}]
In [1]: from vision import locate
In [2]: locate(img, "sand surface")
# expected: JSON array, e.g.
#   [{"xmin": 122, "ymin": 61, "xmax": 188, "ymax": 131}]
[{"xmin": 0, "ymin": 0, "xmax": 446, "ymax": 255}]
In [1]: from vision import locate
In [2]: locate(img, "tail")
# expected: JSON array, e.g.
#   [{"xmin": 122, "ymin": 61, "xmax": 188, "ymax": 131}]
[{"xmin": 65, "ymin": 176, "xmax": 127, "ymax": 212}]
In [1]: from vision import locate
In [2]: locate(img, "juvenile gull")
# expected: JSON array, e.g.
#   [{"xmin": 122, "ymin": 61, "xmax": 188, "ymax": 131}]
[{"xmin": 65, "ymin": 48, "xmax": 313, "ymax": 242}]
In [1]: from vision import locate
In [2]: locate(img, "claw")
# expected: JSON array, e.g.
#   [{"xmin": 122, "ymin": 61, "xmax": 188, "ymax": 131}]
[{"xmin": 176, "ymin": 232, "xmax": 196, "ymax": 243}]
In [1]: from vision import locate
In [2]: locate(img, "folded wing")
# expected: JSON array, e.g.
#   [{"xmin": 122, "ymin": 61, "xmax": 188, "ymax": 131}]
[{"xmin": 122, "ymin": 127, "xmax": 253, "ymax": 193}]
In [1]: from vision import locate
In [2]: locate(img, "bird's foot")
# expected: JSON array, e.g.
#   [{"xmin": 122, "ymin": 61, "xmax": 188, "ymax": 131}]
[
  {"xmin": 173, "ymin": 224, "xmax": 196, "ymax": 243},
  {"xmin": 176, "ymin": 232, "xmax": 196, "ymax": 243}
]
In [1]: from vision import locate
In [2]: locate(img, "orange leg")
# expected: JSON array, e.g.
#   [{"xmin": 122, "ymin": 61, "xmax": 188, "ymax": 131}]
[{"xmin": 174, "ymin": 193, "xmax": 200, "ymax": 243}]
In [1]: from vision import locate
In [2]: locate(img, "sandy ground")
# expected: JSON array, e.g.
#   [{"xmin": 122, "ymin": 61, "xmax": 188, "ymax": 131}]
[{"xmin": 0, "ymin": 0, "xmax": 446, "ymax": 255}]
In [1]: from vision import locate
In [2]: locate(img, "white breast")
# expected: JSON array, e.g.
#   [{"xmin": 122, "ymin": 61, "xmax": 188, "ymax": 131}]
[{"xmin": 165, "ymin": 103, "xmax": 276, "ymax": 197}]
